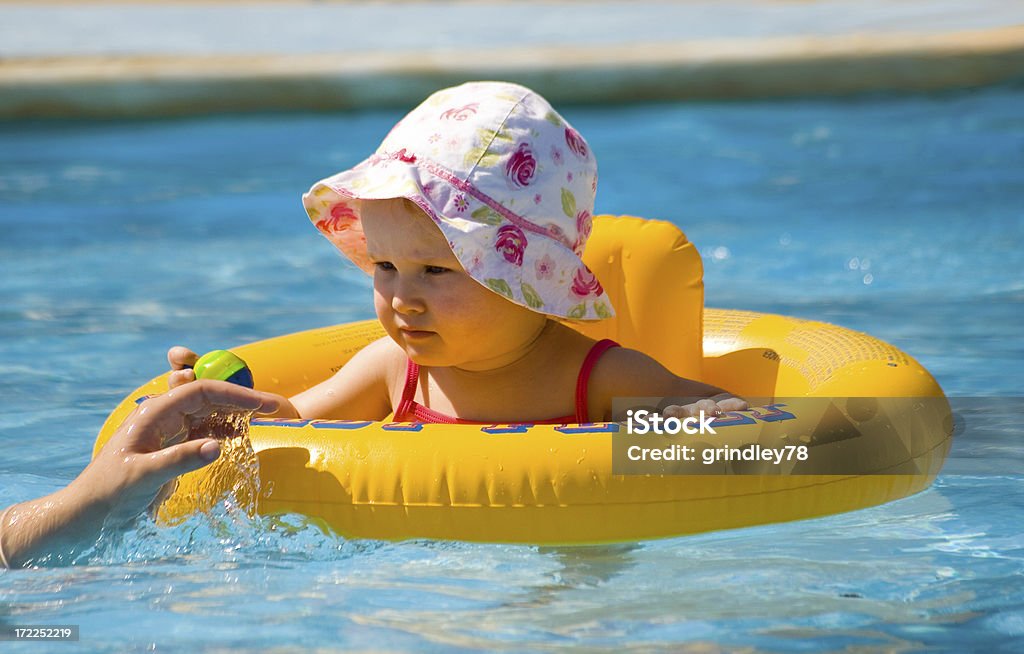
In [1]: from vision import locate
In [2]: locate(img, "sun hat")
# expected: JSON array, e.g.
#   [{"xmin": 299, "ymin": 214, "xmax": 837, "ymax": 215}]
[{"xmin": 301, "ymin": 81, "xmax": 614, "ymax": 321}]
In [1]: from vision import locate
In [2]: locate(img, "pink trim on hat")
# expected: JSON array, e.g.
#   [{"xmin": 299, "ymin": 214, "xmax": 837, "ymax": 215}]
[{"xmin": 379, "ymin": 149, "xmax": 575, "ymax": 251}]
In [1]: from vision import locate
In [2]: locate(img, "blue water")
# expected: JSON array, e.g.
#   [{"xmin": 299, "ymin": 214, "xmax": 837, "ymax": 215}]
[{"xmin": 1, "ymin": 84, "xmax": 1022, "ymax": 651}]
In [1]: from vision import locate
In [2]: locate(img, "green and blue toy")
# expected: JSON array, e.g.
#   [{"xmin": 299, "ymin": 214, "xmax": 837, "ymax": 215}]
[{"xmin": 190, "ymin": 350, "xmax": 254, "ymax": 388}]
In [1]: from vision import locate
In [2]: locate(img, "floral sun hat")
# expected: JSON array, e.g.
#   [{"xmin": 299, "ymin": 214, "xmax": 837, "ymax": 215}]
[{"xmin": 301, "ymin": 81, "xmax": 614, "ymax": 321}]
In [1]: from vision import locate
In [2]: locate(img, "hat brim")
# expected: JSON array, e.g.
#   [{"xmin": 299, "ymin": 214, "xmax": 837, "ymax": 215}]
[{"xmin": 302, "ymin": 156, "xmax": 614, "ymax": 321}]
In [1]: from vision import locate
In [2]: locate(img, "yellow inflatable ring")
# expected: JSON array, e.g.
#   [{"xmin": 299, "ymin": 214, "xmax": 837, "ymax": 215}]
[{"xmin": 94, "ymin": 216, "xmax": 953, "ymax": 545}]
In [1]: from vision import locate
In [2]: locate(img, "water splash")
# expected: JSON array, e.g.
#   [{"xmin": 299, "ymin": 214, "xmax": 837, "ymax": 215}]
[
  {"xmin": 185, "ymin": 409, "xmax": 261, "ymax": 520},
  {"xmin": 67, "ymin": 411, "xmax": 268, "ymax": 566},
  {"xmin": 73, "ymin": 411, "xmax": 380, "ymax": 567}
]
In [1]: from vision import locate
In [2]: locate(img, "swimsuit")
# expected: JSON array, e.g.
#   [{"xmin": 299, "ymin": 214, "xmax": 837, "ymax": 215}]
[{"xmin": 393, "ymin": 339, "xmax": 620, "ymax": 424}]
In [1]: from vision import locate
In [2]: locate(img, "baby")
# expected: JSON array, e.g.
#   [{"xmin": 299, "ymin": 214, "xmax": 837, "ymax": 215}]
[{"xmin": 168, "ymin": 81, "xmax": 746, "ymax": 423}]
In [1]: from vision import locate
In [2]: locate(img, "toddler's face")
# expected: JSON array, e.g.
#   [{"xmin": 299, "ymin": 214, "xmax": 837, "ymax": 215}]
[{"xmin": 362, "ymin": 199, "xmax": 547, "ymax": 370}]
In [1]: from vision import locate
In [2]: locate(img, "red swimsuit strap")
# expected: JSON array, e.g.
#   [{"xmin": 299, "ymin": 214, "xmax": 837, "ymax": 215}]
[
  {"xmin": 394, "ymin": 358, "xmax": 425, "ymax": 422},
  {"xmin": 574, "ymin": 338, "xmax": 620, "ymax": 423},
  {"xmin": 395, "ymin": 338, "xmax": 620, "ymax": 424}
]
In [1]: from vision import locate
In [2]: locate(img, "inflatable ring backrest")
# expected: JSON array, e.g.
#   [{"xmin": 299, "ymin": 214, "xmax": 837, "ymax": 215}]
[{"xmin": 576, "ymin": 215, "xmax": 704, "ymax": 379}]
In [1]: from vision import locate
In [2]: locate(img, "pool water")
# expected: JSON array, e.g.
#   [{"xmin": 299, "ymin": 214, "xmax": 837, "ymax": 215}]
[{"xmin": 1, "ymin": 83, "xmax": 1022, "ymax": 652}]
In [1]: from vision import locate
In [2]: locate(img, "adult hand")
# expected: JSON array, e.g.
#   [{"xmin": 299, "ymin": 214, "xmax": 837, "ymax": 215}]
[{"xmin": 0, "ymin": 380, "xmax": 280, "ymax": 568}]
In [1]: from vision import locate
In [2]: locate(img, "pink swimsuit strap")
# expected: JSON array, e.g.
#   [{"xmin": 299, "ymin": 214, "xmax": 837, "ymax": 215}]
[{"xmin": 394, "ymin": 339, "xmax": 620, "ymax": 425}]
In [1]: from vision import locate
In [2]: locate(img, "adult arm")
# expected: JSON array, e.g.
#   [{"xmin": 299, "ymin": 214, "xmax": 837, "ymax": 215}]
[{"xmin": 0, "ymin": 380, "xmax": 280, "ymax": 568}]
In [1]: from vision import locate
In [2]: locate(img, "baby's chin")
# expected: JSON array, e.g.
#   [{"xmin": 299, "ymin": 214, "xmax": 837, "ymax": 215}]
[
  {"xmin": 390, "ymin": 332, "xmax": 450, "ymax": 367},
  {"xmin": 401, "ymin": 341, "xmax": 487, "ymax": 371}
]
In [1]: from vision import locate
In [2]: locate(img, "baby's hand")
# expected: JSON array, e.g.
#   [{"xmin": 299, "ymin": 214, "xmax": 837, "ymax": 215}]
[
  {"xmin": 663, "ymin": 393, "xmax": 749, "ymax": 419},
  {"xmin": 166, "ymin": 346, "xmax": 199, "ymax": 389}
]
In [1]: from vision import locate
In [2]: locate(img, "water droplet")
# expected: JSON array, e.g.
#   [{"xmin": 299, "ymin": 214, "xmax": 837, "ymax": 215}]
[
  {"xmin": 848, "ymin": 257, "xmax": 860, "ymax": 270},
  {"xmin": 863, "ymin": 273, "xmax": 874, "ymax": 285}
]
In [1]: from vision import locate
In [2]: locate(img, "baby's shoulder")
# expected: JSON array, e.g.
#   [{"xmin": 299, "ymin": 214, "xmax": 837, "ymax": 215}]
[
  {"xmin": 353, "ymin": 334, "xmax": 408, "ymax": 382},
  {"xmin": 546, "ymin": 325, "xmax": 666, "ymax": 381},
  {"xmin": 593, "ymin": 345, "xmax": 671, "ymax": 382}
]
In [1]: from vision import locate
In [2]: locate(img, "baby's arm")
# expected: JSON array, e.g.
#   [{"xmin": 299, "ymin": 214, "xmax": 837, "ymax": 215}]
[
  {"xmin": 589, "ymin": 347, "xmax": 748, "ymax": 422},
  {"xmin": 288, "ymin": 336, "xmax": 396, "ymax": 420},
  {"xmin": 166, "ymin": 337, "xmax": 397, "ymax": 420}
]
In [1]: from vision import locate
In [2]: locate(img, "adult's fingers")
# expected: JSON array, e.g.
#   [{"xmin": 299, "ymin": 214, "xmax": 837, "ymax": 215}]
[
  {"xmin": 140, "ymin": 437, "xmax": 222, "ymax": 485},
  {"xmin": 126, "ymin": 381, "xmax": 280, "ymax": 450},
  {"xmin": 182, "ymin": 380, "xmax": 281, "ymax": 416},
  {"xmin": 167, "ymin": 346, "xmax": 199, "ymax": 370},
  {"xmin": 112, "ymin": 439, "xmax": 222, "ymax": 515}
]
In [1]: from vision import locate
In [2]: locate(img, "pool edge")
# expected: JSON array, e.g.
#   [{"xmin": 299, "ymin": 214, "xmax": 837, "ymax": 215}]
[{"xmin": 2, "ymin": 25, "xmax": 1023, "ymax": 118}]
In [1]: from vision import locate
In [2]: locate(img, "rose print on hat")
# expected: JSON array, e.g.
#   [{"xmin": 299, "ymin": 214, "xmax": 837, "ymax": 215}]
[
  {"xmin": 441, "ymin": 103, "xmax": 479, "ymax": 121},
  {"xmin": 316, "ymin": 203, "xmax": 359, "ymax": 234},
  {"xmin": 565, "ymin": 127, "xmax": 588, "ymax": 158},
  {"xmin": 495, "ymin": 224, "xmax": 527, "ymax": 266},
  {"xmin": 571, "ymin": 267, "xmax": 603, "ymax": 298},
  {"xmin": 505, "ymin": 143, "xmax": 537, "ymax": 188},
  {"xmin": 573, "ymin": 209, "xmax": 592, "ymax": 253}
]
